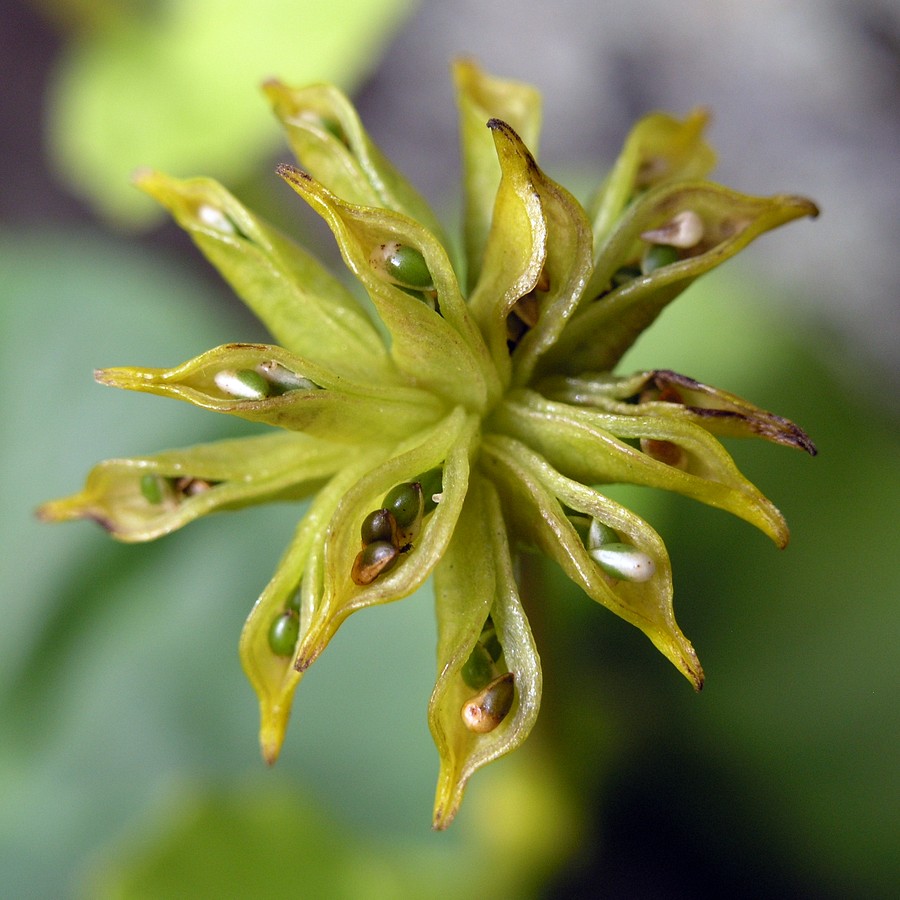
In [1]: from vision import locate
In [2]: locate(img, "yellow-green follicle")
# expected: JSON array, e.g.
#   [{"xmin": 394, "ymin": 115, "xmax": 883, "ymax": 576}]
[{"xmin": 38, "ymin": 63, "xmax": 820, "ymax": 831}]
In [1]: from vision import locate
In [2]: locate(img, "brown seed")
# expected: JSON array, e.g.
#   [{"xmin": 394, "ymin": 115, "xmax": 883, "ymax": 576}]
[
  {"xmin": 461, "ymin": 672, "xmax": 515, "ymax": 733},
  {"xmin": 641, "ymin": 438, "xmax": 688, "ymax": 469},
  {"xmin": 351, "ymin": 540, "xmax": 399, "ymax": 585}
]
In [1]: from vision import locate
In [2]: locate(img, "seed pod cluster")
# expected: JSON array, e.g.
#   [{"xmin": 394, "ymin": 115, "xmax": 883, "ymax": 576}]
[
  {"xmin": 351, "ymin": 467, "xmax": 443, "ymax": 586},
  {"xmin": 214, "ymin": 361, "xmax": 319, "ymax": 401}
]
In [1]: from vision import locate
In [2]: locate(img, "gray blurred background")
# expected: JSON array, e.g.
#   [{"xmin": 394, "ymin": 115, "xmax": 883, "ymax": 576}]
[{"xmin": 353, "ymin": 0, "xmax": 900, "ymax": 390}]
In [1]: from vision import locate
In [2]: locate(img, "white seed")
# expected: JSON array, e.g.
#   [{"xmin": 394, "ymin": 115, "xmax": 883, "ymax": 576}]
[
  {"xmin": 197, "ymin": 204, "xmax": 236, "ymax": 234},
  {"xmin": 214, "ymin": 369, "xmax": 270, "ymax": 400},
  {"xmin": 256, "ymin": 361, "xmax": 317, "ymax": 392},
  {"xmin": 589, "ymin": 543, "xmax": 656, "ymax": 582},
  {"xmin": 640, "ymin": 210, "xmax": 704, "ymax": 248}
]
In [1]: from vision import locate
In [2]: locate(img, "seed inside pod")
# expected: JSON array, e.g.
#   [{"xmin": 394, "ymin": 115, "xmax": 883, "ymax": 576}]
[
  {"xmin": 214, "ymin": 368, "xmax": 271, "ymax": 400},
  {"xmin": 460, "ymin": 642, "xmax": 496, "ymax": 691},
  {"xmin": 589, "ymin": 543, "xmax": 656, "ymax": 582},
  {"xmin": 360, "ymin": 508, "xmax": 398, "ymax": 546},
  {"xmin": 268, "ymin": 610, "xmax": 300, "ymax": 657},
  {"xmin": 461, "ymin": 672, "xmax": 515, "ymax": 733},
  {"xmin": 351, "ymin": 539, "xmax": 400, "ymax": 585},
  {"xmin": 139, "ymin": 473, "xmax": 168, "ymax": 505},
  {"xmin": 370, "ymin": 241, "xmax": 434, "ymax": 290}
]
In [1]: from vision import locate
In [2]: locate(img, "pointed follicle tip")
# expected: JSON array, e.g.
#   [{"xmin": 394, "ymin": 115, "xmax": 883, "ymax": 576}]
[
  {"xmin": 261, "ymin": 740, "xmax": 282, "ymax": 767},
  {"xmin": 130, "ymin": 166, "xmax": 154, "ymax": 186},
  {"xmin": 276, "ymin": 163, "xmax": 311, "ymax": 184},
  {"xmin": 260, "ymin": 715, "xmax": 288, "ymax": 766}
]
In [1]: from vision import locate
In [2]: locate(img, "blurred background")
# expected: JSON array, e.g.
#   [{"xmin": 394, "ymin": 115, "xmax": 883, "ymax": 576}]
[{"xmin": 2, "ymin": 0, "xmax": 898, "ymax": 896}]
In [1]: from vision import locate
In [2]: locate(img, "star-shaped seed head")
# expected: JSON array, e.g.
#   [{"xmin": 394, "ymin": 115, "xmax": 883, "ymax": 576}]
[{"xmin": 39, "ymin": 61, "xmax": 817, "ymax": 829}]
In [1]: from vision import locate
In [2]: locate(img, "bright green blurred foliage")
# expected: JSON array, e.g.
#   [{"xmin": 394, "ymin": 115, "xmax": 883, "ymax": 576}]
[{"xmin": 36, "ymin": 0, "xmax": 417, "ymax": 224}]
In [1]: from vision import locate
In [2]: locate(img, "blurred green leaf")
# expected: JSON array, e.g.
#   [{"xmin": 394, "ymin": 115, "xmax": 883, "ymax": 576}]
[
  {"xmin": 82, "ymin": 755, "xmax": 580, "ymax": 899},
  {"xmin": 44, "ymin": 0, "xmax": 417, "ymax": 223},
  {"xmin": 82, "ymin": 779, "xmax": 460, "ymax": 899}
]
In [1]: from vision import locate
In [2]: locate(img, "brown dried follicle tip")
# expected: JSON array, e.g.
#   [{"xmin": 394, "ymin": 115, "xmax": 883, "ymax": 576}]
[
  {"xmin": 461, "ymin": 672, "xmax": 515, "ymax": 734},
  {"xmin": 276, "ymin": 163, "xmax": 313, "ymax": 185}
]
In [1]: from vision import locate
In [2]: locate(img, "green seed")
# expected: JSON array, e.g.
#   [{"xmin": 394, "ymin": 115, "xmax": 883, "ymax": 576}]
[
  {"xmin": 567, "ymin": 514, "xmax": 592, "ymax": 543},
  {"xmin": 641, "ymin": 243, "xmax": 680, "ymax": 275},
  {"xmin": 417, "ymin": 467, "xmax": 443, "ymax": 514},
  {"xmin": 268, "ymin": 610, "xmax": 300, "ymax": 657},
  {"xmin": 461, "ymin": 672, "xmax": 515, "ymax": 733},
  {"xmin": 383, "ymin": 482, "xmax": 421, "ymax": 528},
  {"xmin": 285, "ymin": 587, "xmax": 302, "ymax": 613},
  {"xmin": 360, "ymin": 508, "xmax": 396, "ymax": 545},
  {"xmin": 320, "ymin": 117, "xmax": 346, "ymax": 143},
  {"xmin": 611, "ymin": 265, "xmax": 642, "ymax": 287},
  {"xmin": 372, "ymin": 242, "xmax": 433, "ymax": 289},
  {"xmin": 589, "ymin": 543, "xmax": 656, "ymax": 582},
  {"xmin": 461, "ymin": 643, "xmax": 495, "ymax": 690},
  {"xmin": 587, "ymin": 518, "xmax": 618, "ymax": 550},
  {"xmin": 214, "ymin": 368, "xmax": 270, "ymax": 400},
  {"xmin": 482, "ymin": 629, "xmax": 503, "ymax": 663},
  {"xmin": 140, "ymin": 473, "xmax": 166, "ymax": 504},
  {"xmin": 384, "ymin": 244, "xmax": 433, "ymax": 288}
]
